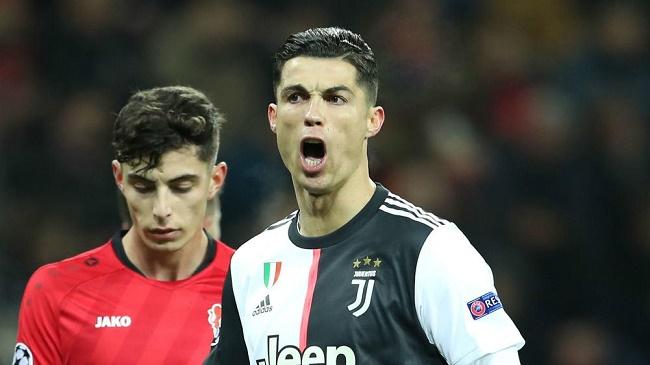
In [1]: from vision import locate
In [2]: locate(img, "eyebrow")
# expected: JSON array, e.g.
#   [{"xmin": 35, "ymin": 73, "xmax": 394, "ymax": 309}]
[
  {"xmin": 168, "ymin": 174, "xmax": 199, "ymax": 184},
  {"xmin": 126, "ymin": 173, "xmax": 199, "ymax": 184},
  {"xmin": 280, "ymin": 84, "xmax": 354, "ymax": 97},
  {"xmin": 280, "ymin": 84, "xmax": 308, "ymax": 98},
  {"xmin": 322, "ymin": 86, "xmax": 354, "ymax": 95},
  {"xmin": 127, "ymin": 173, "xmax": 154, "ymax": 183}
]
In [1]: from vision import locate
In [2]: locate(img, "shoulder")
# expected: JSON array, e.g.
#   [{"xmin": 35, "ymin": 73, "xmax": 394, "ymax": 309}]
[
  {"xmin": 374, "ymin": 188, "xmax": 485, "ymax": 282},
  {"xmin": 232, "ymin": 211, "xmax": 297, "ymax": 263},
  {"xmin": 378, "ymin": 190, "xmax": 450, "ymax": 232},
  {"xmin": 414, "ymin": 222, "xmax": 496, "ymax": 312},
  {"xmin": 264, "ymin": 210, "xmax": 298, "ymax": 232},
  {"xmin": 16, "ymin": 240, "xmax": 122, "ymax": 362},
  {"xmin": 371, "ymin": 189, "xmax": 484, "ymax": 284},
  {"xmin": 419, "ymin": 222, "xmax": 487, "ymax": 272},
  {"xmin": 22, "ymin": 241, "xmax": 123, "ymax": 305},
  {"xmin": 372, "ymin": 189, "xmax": 451, "ymax": 255}
]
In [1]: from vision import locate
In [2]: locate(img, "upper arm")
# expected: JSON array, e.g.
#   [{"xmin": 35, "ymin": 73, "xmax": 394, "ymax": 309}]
[
  {"xmin": 15, "ymin": 267, "xmax": 63, "ymax": 365},
  {"xmin": 414, "ymin": 224, "xmax": 525, "ymax": 364}
]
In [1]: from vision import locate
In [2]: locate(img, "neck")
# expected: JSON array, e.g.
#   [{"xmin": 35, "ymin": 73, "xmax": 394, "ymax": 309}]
[
  {"xmin": 295, "ymin": 177, "xmax": 376, "ymax": 237},
  {"xmin": 122, "ymin": 229, "xmax": 208, "ymax": 281}
]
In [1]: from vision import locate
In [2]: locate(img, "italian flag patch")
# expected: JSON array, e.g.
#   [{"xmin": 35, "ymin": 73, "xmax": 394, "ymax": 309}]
[{"xmin": 264, "ymin": 262, "xmax": 282, "ymax": 289}]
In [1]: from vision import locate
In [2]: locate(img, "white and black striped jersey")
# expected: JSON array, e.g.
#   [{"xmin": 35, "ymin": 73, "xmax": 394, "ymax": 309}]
[{"xmin": 206, "ymin": 184, "xmax": 524, "ymax": 365}]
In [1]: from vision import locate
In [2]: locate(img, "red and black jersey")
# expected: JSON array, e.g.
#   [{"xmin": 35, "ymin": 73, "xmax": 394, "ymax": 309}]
[{"xmin": 14, "ymin": 232, "xmax": 233, "ymax": 365}]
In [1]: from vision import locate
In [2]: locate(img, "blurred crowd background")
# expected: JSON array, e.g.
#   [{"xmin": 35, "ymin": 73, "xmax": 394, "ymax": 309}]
[{"xmin": 1, "ymin": 0, "xmax": 648, "ymax": 363}]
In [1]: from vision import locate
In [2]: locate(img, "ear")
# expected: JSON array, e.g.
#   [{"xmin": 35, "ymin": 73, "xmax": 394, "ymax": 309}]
[
  {"xmin": 208, "ymin": 161, "xmax": 228, "ymax": 199},
  {"xmin": 112, "ymin": 160, "xmax": 124, "ymax": 192},
  {"xmin": 366, "ymin": 106, "xmax": 385, "ymax": 138},
  {"xmin": 268, "ymin": 103, "xmax": 278, "ymax": 134}
]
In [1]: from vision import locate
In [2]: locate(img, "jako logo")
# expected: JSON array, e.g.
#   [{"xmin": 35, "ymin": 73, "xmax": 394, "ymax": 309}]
[
  {"xmin": 256, "ymin": 335, "xmax": 355, "ymax": 365},
  {"xmin": 94, "ymin": 315, "xmax": 132, "ymax": 328}
]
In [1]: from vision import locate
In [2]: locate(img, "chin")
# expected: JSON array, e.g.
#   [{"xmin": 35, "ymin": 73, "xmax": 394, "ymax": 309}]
[
  {"xmin": 146, "ymin": 239, "xmax": 185, "ymax": 252},
  {"xmin": 298, "ymin": 177, "xmax": 332, "ymax": 196}
]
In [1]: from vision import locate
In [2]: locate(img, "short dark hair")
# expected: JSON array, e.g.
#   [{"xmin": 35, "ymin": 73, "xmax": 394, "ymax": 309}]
[
  {"xmin": 113, "ymin": 86, "xmax": 224, "ymax": 172},
  {"xmin": 272, "ymin": 27, "xmax": 378, "ymax": 105}
]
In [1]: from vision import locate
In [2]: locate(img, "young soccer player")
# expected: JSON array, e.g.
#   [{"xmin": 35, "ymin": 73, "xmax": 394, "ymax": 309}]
[{"xmin": 14, "ymin": 86, "xmax": 234, "ymax": 364}]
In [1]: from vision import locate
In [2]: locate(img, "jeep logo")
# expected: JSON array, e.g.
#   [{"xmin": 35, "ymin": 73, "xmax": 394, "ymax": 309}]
[{"xmin": 256, "ymin": 335, "xmax": 355, "ymax": 365}]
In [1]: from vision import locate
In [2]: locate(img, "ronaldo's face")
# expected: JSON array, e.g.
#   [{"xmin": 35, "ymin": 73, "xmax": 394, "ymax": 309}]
[
  {"xmin": 269, "ymin": 56, "xmax": 381, "ymax": 195},
  {"xmin": 115, "ymin": 147, "xmax": 218, "ymax": 253}
]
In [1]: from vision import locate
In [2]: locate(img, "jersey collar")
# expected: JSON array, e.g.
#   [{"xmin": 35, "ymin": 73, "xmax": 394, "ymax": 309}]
[
  {"xmin": 110, "ymin": 229, "xmax": 217, "ymax": 277},
  {"xmin": 288, "ymin": 183, "xmax": 389, "ymax": 249}
]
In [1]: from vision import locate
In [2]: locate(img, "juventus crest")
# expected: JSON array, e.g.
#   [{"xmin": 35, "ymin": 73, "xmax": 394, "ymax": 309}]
[{"xmin": 347, "ymin": 255, "xmax": 382, "ymax": 317}]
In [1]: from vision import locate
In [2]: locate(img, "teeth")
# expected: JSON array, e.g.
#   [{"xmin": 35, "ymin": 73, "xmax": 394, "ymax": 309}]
[{"xmin": 305, "ymin": 157, "xmax": 322, "ymax": 167}]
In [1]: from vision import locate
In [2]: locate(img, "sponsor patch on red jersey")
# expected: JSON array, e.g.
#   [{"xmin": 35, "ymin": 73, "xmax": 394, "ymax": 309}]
[{"xmin": 467, "ymin": 292, "xmax": 503, "ymax": 320}]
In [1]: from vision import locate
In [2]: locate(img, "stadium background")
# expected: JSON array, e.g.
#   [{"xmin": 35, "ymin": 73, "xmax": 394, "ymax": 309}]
[{"xmin": 1, "ymin": 0, "xmax": 648, "ymax": 363}]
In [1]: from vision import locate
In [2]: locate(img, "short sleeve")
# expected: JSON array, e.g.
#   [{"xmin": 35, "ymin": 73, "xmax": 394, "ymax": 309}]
[
  {"xmin": 15, "ymin": 266, "xmax": 64, "ymax": 365},
  {"xmin": 414, "ymin": 223, "xmax": 525, "ymax": 365}
]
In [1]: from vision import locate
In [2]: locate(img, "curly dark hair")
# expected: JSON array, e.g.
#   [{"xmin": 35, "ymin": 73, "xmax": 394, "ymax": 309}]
[
  {"xmin": 112, "ymin": 86, "xmax": 224, "ymax": 172},
  {"xmin": 272, "ymin": 27, "xmax": 378, "ymax": 105}
]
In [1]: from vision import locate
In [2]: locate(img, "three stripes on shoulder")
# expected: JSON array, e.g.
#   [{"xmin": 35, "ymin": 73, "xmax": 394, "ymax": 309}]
[{"xmin": 380, "ymin": 193, "xmax": 448, "ymax": 230}]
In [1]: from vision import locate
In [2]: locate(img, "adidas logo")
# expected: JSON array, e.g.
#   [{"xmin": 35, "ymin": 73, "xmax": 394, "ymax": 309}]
[{"xmin": 252, "ymin": 294, "xmax": 273, "ymax": 316}]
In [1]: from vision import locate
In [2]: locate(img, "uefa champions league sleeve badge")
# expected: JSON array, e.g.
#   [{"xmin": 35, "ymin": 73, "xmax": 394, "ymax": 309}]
[
  {"xmin": 13, "ymin": 343, "xmax": 33, "ymax": 365},
  {"xmin": 467, "ymin": 292, "xmax": 503, "ymax": 320}
]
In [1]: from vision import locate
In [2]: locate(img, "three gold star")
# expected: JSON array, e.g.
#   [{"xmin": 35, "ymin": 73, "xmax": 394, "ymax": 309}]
[
  {"xmin": 353, "ymin": 256, "xmax": 382, "ymax": 268},
  {"xmin": 373, "ymin": 258, "xmax": 382, "ymax": 267}
]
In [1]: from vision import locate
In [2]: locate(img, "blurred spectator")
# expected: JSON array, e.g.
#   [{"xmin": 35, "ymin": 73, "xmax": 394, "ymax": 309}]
[
  {"xmin": 550, "ymin": 320, "xmax": 612, "ymax": 365},
  {"xmin": 550, "ymin": 319, "xmax": 648, "ymax": 365}
]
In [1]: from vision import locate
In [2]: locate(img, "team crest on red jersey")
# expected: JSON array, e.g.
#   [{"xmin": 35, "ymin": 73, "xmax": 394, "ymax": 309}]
[{"xmin": 208, "ymin": 303, "xmax": 222, "ymax": 347}]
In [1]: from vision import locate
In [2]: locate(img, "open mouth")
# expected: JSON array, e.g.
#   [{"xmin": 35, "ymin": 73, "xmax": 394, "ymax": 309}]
[
  {"xmin": 300, "ymin": 138, "xmax": 327, "ymax": 172},
  {"xmin": 302, "ymin": 138, "xmax": 325, "ymax": 159}
]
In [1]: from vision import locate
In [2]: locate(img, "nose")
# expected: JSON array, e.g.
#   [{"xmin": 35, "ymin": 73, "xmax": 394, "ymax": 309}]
[
  {"xmin": 304, "ymin": 97, "xmax": 324, "ymax": 127},
  {"xmin": 152, "ymin": 190, "xmax": 172, "ymax": 221}
]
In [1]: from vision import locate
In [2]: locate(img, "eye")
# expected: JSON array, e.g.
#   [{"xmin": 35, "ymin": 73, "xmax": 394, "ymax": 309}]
[
  {"xmin": 171, "ymin": 182, "xmax": 193, "ymax": 193},
  {"xmin": 325, "ymin": 95, "xmax": 347, "ymax": 105},
  {"xmin": 287, "ymin": 92, "xmax": 306, "ymax": 103},
  {"xmin": 132, "ymin": 182, "xmax": 154, "ymax": 193}
]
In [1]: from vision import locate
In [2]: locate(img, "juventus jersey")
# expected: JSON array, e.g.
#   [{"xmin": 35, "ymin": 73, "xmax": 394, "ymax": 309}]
[
  {"xmin": 206, "ymin": 184, "xmax": 524, "ymax": 365},
  {"xmin": 14, "ymin": 231, "xmax": 233, "ymax": 365}
]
